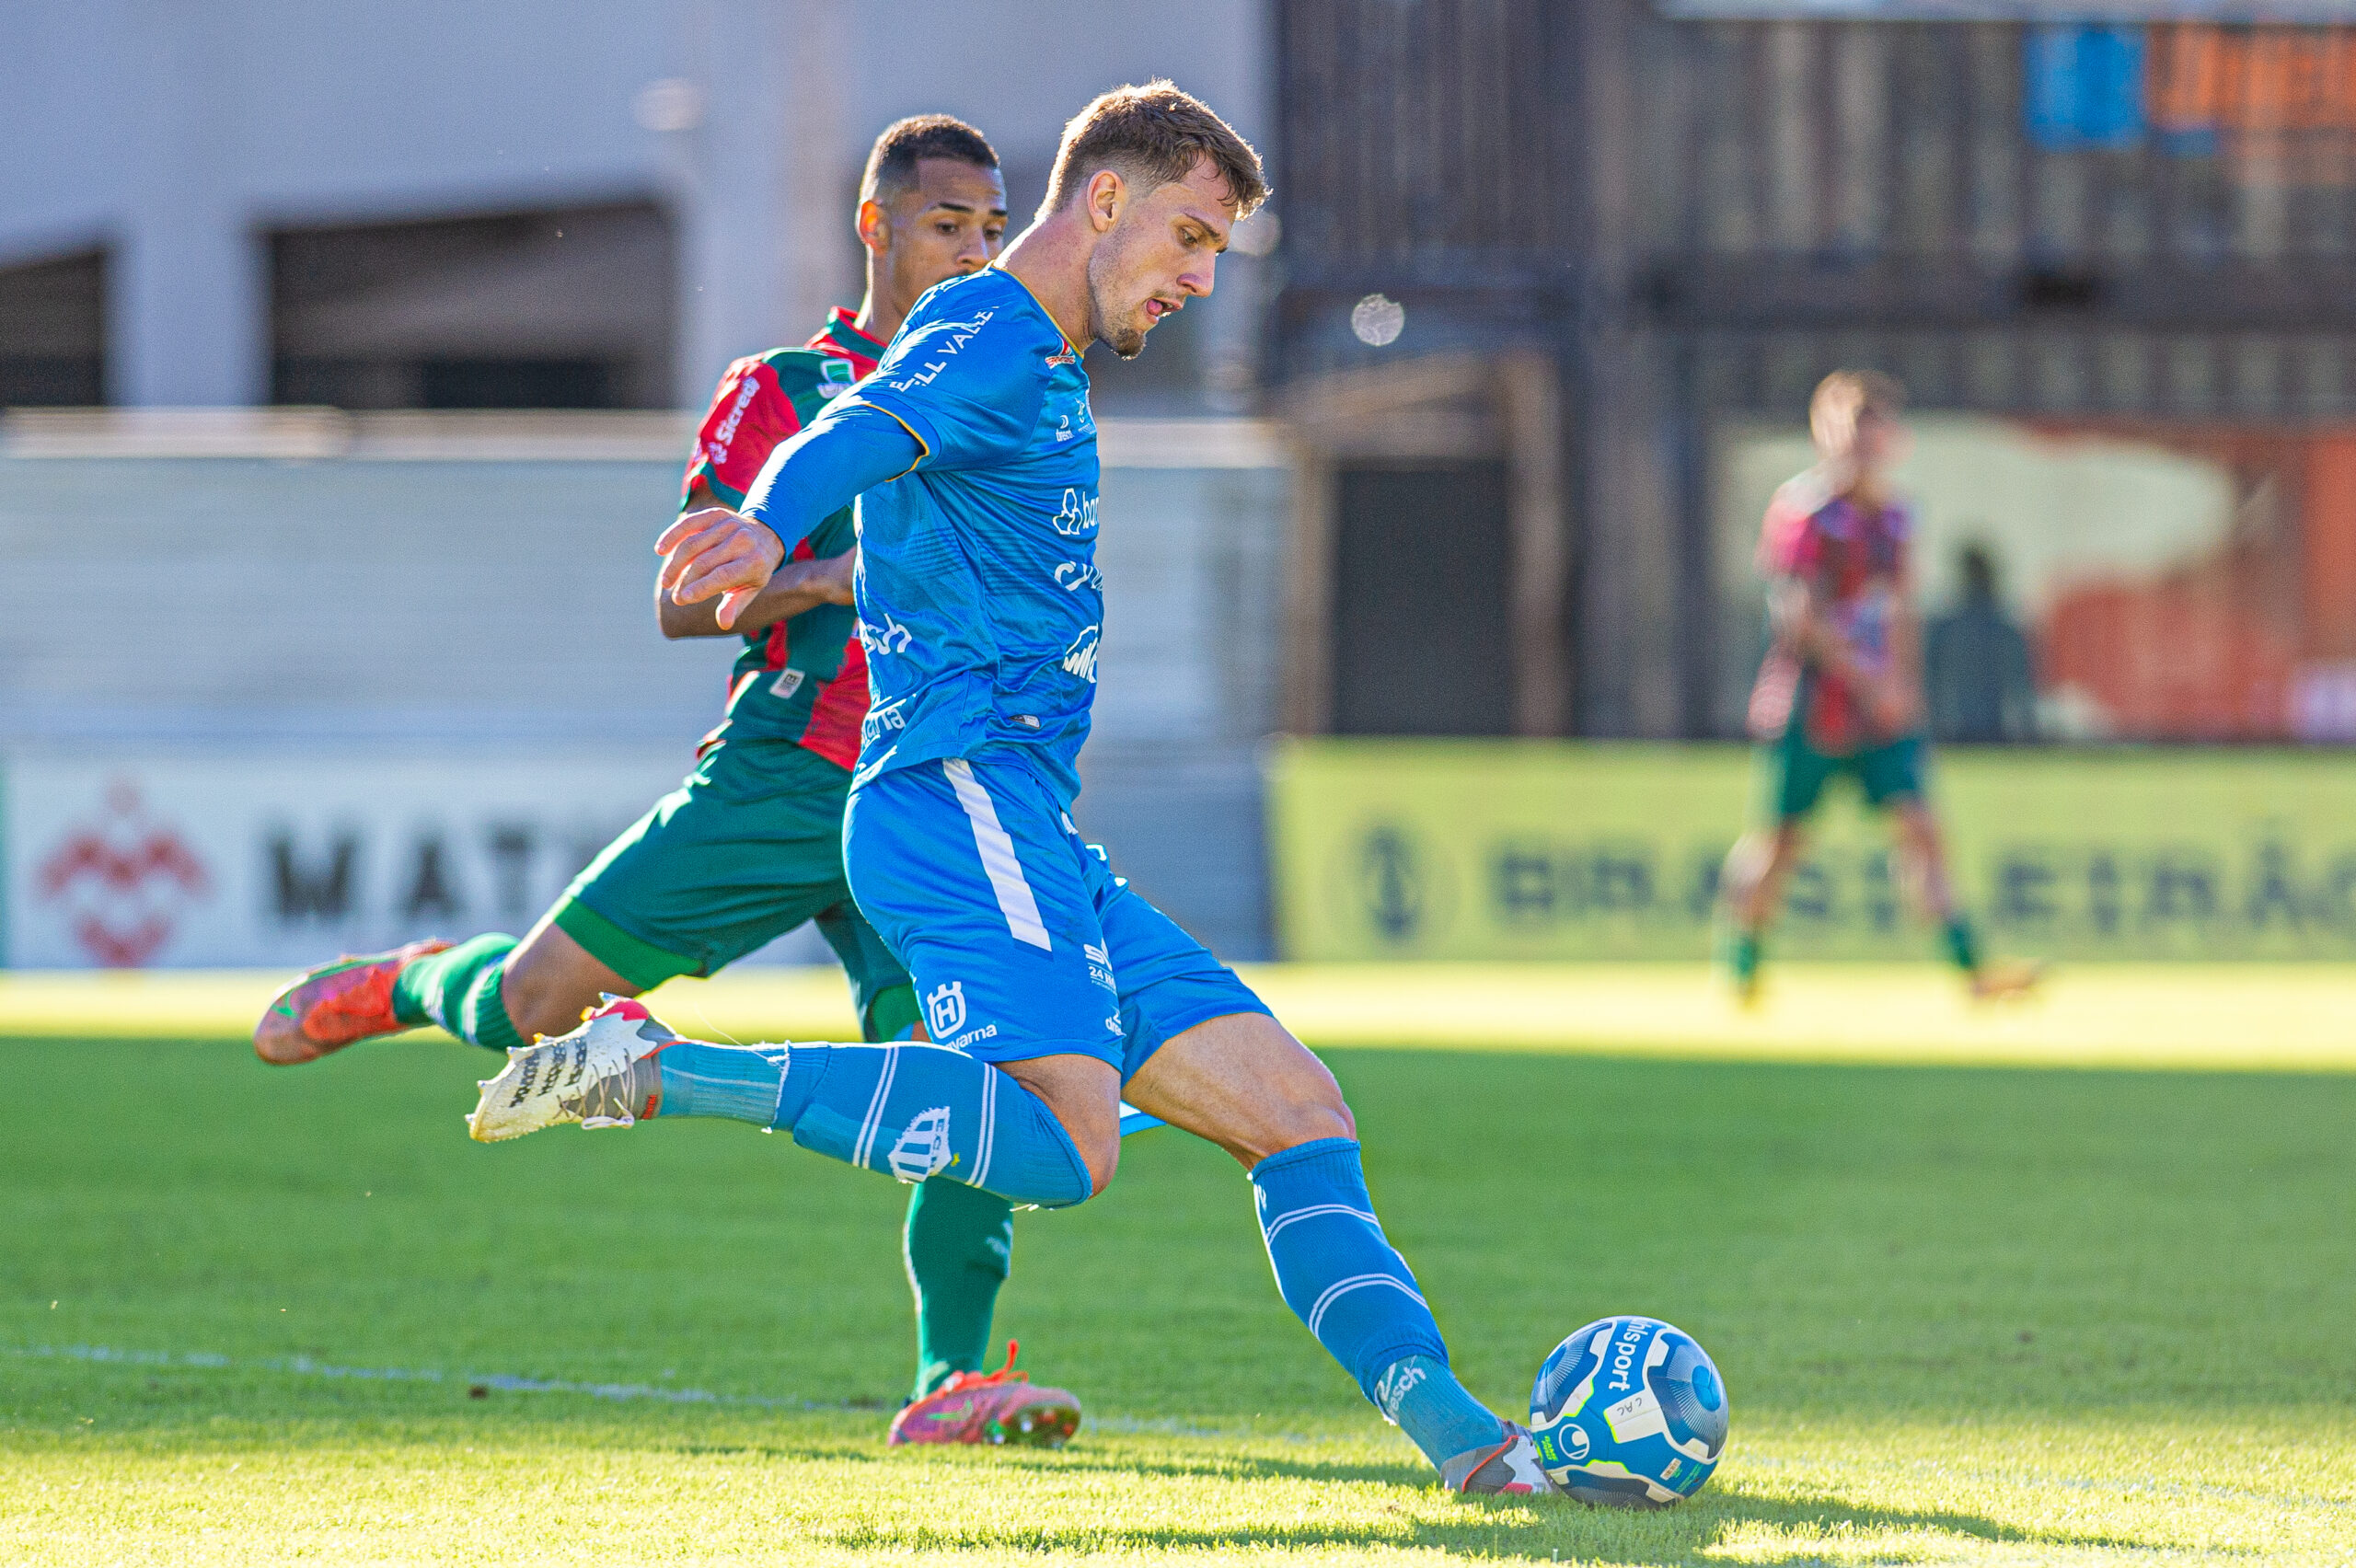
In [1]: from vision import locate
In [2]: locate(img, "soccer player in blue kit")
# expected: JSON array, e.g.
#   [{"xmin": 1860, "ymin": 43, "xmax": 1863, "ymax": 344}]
[{"xmin": 468, "ymin": 82, "xmax": 1555, "ymax": 1496}]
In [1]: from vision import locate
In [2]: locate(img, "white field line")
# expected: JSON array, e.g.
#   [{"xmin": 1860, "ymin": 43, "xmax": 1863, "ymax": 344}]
[{"xmin": 2, "ymin": 1341, "xmax": 851, "ymax": 1411}]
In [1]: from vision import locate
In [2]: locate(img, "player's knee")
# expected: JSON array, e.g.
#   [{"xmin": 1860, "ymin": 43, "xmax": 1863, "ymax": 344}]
[
  {"xmin": 500, "ymin": 952, "xmax": 606, "ymax": 1041},
  {"xmin": 1262, "ymin": 1054, "xmax": 1357, "ymax": 1154},
  {"xmin": 1075, "ymin": 1128, "xmax": 1121, "ymax": 1198}
]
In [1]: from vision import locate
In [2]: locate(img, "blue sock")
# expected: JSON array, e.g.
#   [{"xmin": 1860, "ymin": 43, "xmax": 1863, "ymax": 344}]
[
  {"xmin": 1251, "ymin": 1137, "xmax": 1500, "ymax": 1469},
  {"xmin": 653, "ymin": 1042, "xmax": 790, "ymax": 1124},
  {"xmin": 651, "ymin": 1039, "xmax": 1092, "ymax": 1209},
  {"xmin": 1374, "ymin": 1355, "xmax": 1507, "ymax": 1470}
]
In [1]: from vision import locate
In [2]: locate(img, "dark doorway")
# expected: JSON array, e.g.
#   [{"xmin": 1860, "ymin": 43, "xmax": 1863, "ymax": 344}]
[
  {"xmin": 1331, "ymin": 463, "xmax": 1515, "ymax": 735},
  {"xmin": 0, "ymin": 249, "xmax": 105, "ymax": 406},
  {"xmin": 269, "ymin": 202, "xmax": 674, "ymax": 409}
]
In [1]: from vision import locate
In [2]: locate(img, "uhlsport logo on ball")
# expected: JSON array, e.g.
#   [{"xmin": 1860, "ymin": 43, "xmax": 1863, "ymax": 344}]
[{"xmin": 1528, "ymin": 1316, "xmax": 1727, "ymax": 1507}]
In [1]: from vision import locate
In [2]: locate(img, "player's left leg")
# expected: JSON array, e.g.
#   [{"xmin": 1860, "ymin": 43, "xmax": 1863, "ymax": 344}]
[
  {"xmin": 1865, "ymin": 739, "xmax": 2038, "ymax": 998},
  {"xmin": 1079, "ymin": 849, "xmax": 1544, "ymax": 1493}
]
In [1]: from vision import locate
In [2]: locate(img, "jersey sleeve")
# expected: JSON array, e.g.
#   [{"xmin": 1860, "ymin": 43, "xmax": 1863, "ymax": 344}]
[
  {"xmin": 848, "ymin": 289, "xmax": 1053, "ymax": 471},
  {"xmin": 682, "ymin": 353, "xmax": 814, "ymax": 508},
  {"xmin": 1757, "ymin": 486, "xmax": 1825, "ymax": 580}
]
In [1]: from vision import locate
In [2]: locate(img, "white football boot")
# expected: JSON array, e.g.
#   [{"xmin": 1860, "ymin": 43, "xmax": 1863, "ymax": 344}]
[{"xmin": 466, "ymin": 997, "xmax": 677, "ymax": 1143}]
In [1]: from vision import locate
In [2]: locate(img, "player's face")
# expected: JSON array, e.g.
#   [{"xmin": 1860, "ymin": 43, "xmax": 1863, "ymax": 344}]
[
  {"xmin": 881, "ymin": 158, "xmax": 1009, "ymax": 298},
  {"xmin": 1852, "ymin": 409, "xmax": 1910, "ymax": 474},
  {"xmin": 1086, "ymin": 156, "xmax": 1234, "ymax": 359}
]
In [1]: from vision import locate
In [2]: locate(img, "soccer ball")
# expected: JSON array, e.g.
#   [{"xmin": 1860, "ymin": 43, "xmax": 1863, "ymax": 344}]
[{"xmin": 1527, "ymin": 1316, "xmax": 1727, "ymax": 1507}]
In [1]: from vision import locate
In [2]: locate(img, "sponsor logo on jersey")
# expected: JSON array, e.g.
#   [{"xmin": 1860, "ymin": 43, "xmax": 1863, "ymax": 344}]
[
  {"xmin": 886, "ymin": 308, "xmax": 995, "ymax": 391},
  {"xmin": 768, "ymin": 667, "xmax": 805, "ymax": 699},
  {"xmin": 1049, "ymin": 488, "xmax": 1099, "ymax": 538},
  {"xmin": 860, "ymin": 611, "xmax": 913, "ymax": 656},
  {"xmin": 1053, "ymin": 559, "xmax": 1103, "ymax": 593},
  {"xmin": 1060, "ymin": 625, "xmax": 1101, "ymax": 684},
  {"xmin": 860, "ymin": 701, "xmax": 907, "ymax": 747},
  {"xmin": 925, "ymin": 982, "xmax": 968, "ymax": 1037},
  {"xmin": 1045, "ymin": 346, "xmax": 1079, "ymax": 368},
  {"xmin": 887, "ymin": 1106, "xmax": 954, "ymax": 1182},
  {"xmin": 816, "ymin": 356, "xmax": 855, "ymax": 398},
  {"xmin": 703, "ymin": 366, "xmax": 768, "ymax": 467},
  {"xmin": 1084, "ymin": 940, "xmax": 1116, "ymax": 994}
]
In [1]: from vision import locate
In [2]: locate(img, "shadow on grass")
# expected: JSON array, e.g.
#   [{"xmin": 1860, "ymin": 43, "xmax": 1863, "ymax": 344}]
[{"xmin": 809, "ymin": 1448, "xmax": 2181, "ymax": 1563}]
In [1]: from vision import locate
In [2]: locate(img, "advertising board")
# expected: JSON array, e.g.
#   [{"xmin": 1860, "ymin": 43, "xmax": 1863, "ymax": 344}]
[
  {"xmin": 1269, "ymin": 739, "xmax": 2356, "ymax": 962},
  {"xmin": 2, "ymin": 749, "xmax": 696, "ymax": 969}
]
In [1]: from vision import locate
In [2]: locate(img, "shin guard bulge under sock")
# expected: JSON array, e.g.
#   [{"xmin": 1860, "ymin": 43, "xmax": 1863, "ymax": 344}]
[
  {"xmin": 1249, "ymin": 1138, "xmax": 1455, "ymax": 1396},
  {"xmin": 650, "ymin": 1039, "xmax": 1093, "ymax": 1210},
  {"xmin": 1252, "ymin": 1139, "xmax": 1503, "ymax": 1470}
]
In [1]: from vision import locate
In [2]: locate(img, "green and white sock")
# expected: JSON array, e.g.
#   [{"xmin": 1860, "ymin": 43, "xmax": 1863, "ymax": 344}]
[
  {"xmin": 1942, "ymin": 916, "xmax": 1981, "ymax": 975},
  {"xmin": 389, "ymin": 933, "xmax": 525, "ymax": 1054},
  {"xmin": 904, "ymin": 1177, "xmax": 1016, "ymax": 1401}
]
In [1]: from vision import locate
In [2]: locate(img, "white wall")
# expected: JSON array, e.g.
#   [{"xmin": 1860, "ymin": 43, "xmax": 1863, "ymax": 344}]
[{"xmin": 0, "ymin": 0, "xmax": 1273, "ymax": 409}]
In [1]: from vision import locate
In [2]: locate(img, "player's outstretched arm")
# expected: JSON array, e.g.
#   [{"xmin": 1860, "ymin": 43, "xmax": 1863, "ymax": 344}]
[{"xmin": 657, "ymin": 405, "xmax": 919, "ymax": 630}]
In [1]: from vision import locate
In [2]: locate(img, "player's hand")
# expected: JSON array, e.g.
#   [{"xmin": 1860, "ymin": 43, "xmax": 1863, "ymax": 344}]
[
  {"xmin": 1868, "ymin": 676, "xmax": 1920, "ymax": 735},
  {"xmin": 656, "ymin": 507, "xmax": 785, "ymax": 631},
  {"xmin": 773, "ymin": 547, "xmax": 859, "ymax": 607}
]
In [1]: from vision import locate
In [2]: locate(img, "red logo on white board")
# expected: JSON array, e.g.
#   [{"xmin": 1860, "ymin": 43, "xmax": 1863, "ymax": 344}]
[{"xmin": 37, "ymin": 780, "xmax": 211, "ymax": 967}]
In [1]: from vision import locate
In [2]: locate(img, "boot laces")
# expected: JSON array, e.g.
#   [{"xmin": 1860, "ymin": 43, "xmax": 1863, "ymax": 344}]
[{"xmin": 938, "ymin": 1341, "xmax": 1030, "ymax": 1394}]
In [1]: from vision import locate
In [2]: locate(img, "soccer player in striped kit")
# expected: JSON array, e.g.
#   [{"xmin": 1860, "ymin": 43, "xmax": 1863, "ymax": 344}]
[
  {"xmin": 1721, "ymin": 370, "xmax": 2040, "ymax": 1004},
  {"xmin": 258, "ymin": 115, "xmax": 1084, "ymax": 1447}
]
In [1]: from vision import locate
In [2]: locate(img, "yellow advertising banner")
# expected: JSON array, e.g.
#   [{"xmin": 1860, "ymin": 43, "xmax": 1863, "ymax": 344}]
[{"xmin": 1267, "ymin": 740, "xmax": 2356, "ymax": 962}]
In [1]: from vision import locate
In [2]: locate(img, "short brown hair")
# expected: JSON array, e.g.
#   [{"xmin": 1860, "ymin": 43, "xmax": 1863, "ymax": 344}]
[
  {"xmin": 1042, "ymin": 80, "xmax": 1268, "ymax": 220},
  {"xmin": 1810, "ymin": 369, "xmax": 1905, "ymax": 455},
  {"xmin": 861, "ymin": 115, "xmax": 999, "ymax": 205}
]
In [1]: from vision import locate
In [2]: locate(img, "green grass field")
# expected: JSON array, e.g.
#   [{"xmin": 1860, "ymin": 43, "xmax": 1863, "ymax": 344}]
[{"xmin": 5, "ymin": 968, "xmax": 2355, "ymax": 1565}]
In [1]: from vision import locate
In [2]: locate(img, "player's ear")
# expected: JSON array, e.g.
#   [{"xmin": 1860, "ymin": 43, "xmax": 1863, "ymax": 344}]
[
  {"xmin": 857, "ymin": 198, "xmax": 892, "ymax": 256},
  {"xmin": 1086, "ymin": 168, "xmax": 1124, "ymax": 234}
]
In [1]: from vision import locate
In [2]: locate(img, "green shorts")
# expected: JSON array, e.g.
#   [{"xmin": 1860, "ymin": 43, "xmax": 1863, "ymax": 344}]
[
  {"xmin": 551, "ymin": 737, "xmax": 909, "ymax": 1029},
  {"xmin": 1763, "ymin": 725, "xmax": 1928, "ymax": 822}
]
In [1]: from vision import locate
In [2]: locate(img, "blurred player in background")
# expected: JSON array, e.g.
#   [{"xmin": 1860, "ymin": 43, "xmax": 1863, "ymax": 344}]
[
  {"xmin": 1720, "ymin": 370, "xmax": 2040, "ymax": 1004},
  {"xmin": 256, "ymin": 115, "xmax": 1081, "ymax": 1447}
]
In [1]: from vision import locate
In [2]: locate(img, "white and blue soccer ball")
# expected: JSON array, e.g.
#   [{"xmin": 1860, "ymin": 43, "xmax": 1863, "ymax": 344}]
[{"xmin": 1527, "ymin": 1315, "xmax": 1728, "ymax": 1507}]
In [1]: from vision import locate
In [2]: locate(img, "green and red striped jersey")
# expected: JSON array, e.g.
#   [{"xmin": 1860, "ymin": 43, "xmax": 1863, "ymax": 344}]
[{"xmin": 679, "ymin": 308, "xmax": 888, "ymax": 768}]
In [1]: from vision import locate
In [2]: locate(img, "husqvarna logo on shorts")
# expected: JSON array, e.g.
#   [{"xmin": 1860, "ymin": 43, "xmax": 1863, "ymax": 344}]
[{"xmin": 925, "ymin": 982, "xmax": 968, "ymax": 1038}]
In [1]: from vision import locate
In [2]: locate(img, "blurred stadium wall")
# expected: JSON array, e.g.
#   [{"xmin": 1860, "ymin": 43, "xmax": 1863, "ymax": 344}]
[
  {"xmin": 0, "ymin": 415, "xmax": 1284, "ymax": 968},
  {"xmin": 1274, "ymin": 0, "xmax": 2356, "ymax": 746},
  {"xmin": 12, "ymin": 1, "xmax": 2356, "ymax": 968},
  {"xmin": 0, "ymin": 0, "xmax": 1273, "ymax": 415}
]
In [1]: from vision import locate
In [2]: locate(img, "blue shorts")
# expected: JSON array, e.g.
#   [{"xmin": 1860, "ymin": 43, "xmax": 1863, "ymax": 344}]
[{"xmin": 842, "ymin": 753, "xmax": 1268, "ymax": 1078}]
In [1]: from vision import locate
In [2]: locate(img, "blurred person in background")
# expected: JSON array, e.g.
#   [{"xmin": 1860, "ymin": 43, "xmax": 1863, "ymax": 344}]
[
  {"xmin": 1720, "ymin": 371, "xmax": 2041, "ymax": 1004},
  {"xmin": 254, "ymin": 115, "xmax": 1086, "ymax": 1448},
  {"xmin": 1926, "ymin": 541, "xmax": 2038, "ymax": 744}
]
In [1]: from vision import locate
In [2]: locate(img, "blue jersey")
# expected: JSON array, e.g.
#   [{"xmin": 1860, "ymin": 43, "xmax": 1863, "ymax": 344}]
[{"xmin": 835, "ymin": 269, "xmax": 1102, "ymax": 802}]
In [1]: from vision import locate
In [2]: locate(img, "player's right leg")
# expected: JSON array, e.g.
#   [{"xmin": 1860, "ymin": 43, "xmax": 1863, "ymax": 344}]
[
  {"xmin": 1868, "ymin": 752, "xmax": 2040, "ymax": 999},
  {"xmin": 1716, "ymin": 726, "xmax": 1828, "ymax": 1003}
]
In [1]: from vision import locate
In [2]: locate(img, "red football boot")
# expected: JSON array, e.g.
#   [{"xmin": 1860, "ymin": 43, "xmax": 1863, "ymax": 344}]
[
  {"xmin": 886, "ymin": 1343, "xmax": 1082, "ymax": 1448},
  {"xmin": 253, "ymin": 939, "xmax": 452, "ymax": 1066}
]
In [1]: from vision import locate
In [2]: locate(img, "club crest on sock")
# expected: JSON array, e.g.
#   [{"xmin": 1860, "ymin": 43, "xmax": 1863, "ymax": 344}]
[{"xmin": 889, "ymin": 1106, "xmax": 956, "ymax": 1182}]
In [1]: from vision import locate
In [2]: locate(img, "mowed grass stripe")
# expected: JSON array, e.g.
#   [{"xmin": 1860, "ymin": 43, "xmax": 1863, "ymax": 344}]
[
  {"xmin": 4, "ymin": 1027, "xmax": 2352, "ymax": 1562},
  {"xmin": 11, "ymin": 962, "xmax": 2356, "ymax": 1069}
]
